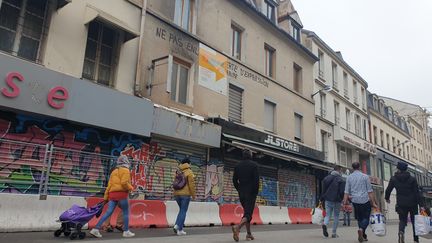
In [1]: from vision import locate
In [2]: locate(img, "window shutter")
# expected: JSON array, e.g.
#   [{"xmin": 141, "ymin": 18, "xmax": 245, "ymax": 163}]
[
  {"xmin": 166, "ymin": 55, "xmax": 173, "ymax": 93},
  {"xmin": 228, "ymin": 84, "xmax": 243, "ymax": 122},
  {"xmin": 264, "ymin": 100, "xmax": 275, "ymax": 132}
]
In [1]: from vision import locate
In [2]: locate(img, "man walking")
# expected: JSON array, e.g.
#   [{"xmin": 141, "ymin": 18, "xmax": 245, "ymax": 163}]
[
  {"xmin": 231, "ymin": 149, "xmax": 260, "ymax": 242},
  {"xmin": 321, "ymin": 165, "xmax": 345, "ymax": 238},
  {"xmin": 385, "ymin": 161, "xmax": 423, "ymax": 243},
  {"xmin": 343, "ymin": 162, "xmax": 378, "ymax": 242}
]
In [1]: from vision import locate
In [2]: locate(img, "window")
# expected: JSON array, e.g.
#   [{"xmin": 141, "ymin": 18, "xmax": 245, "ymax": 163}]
[
  {"xmin": 174, "ymin": 0, "xmax": 194, "ymax": 31},
  {"xmin": 318, "ymin": 50, "xmax": 324, "ymax": 77},
  {"xmin": 392, "ymin": 137, "xmax": 396, "ymax": 152},
  {"xmin": 373, "ymin": 126, "xmax": 378, "ymax": 144},
  {"xmin": 321, "ymin": 130, "xmax": 328, "ymax": 160},
  {"xmin": 320, "ymin": 93, "xmax": 326, "ymax": 117},
  {"xmin": 264, "ymin": 44, "xmax": 275, "ymax": 78},
  {"xmin": 0, "ymin": 0, "xmax": 49, "ymax": 62},
  {"xmin": 376, "ymin": 159, "xmax": 382, "ymax": 179},
  {"xmin": 169, "ymin": 57, "xmax": 190, "ymax": 104},
  {"xmin": 263, "ymin": 0, "xmax": 276, "ymax": 23},
  {"xmin": 294, "ymin": 113, "xmax": 303, "ymax": 141},
  {"xmin": 346, "ymin": 109, "xmax": 351, "ymax": 131},
  {"xmin": 380, "ymin": 130, "xmax": 384, "ymax": 147},
  {"xmin": 228, "ymin": 84, "xmax": 243, "ymax": 122},
  {"xmin": 363, "ymin": 119, "xmax": 367, "ymax": 139},
  {"xmin": 264, "ymin": 100, "xmax": 276, "ymax": 132},
  {"xmin": 334, "ymin": 101, "xmax": 340, "ymax": 125},
  {"xmin": 292, "ymin": 23, "xmax": 300, "ymax": 42},
  {"xmin": 397, "ymin": 140, "xmax": 401, "ymax": 155},
  {"xmin": 383, "ymin": 162, "xmax": 391, "ymax": 181},
  {"xmin": 355, "ymin": 114, "xmax": 361, "ymax": 136},
  {"xmin": 343, "ymin": 72, "xmax": 348, "ymax": 97},
  {"xmin": 231, "ymin": 24, "xmax": 242, "ymax": 60},
  {"xmin": 83, "ymin": 21, "xmax": 118, "ymax": 86},
  {"xmin": 293, "ymin": 63, "xmax": 302, "ymax": 93},
  {"xmin": 332, "ymin": 63, "xmax": 338, "ymax": 88},
  {"xmin": 361, "ymin": 87, "xmax": 366, "ymax": 109},
  {"xmin": 338, "ymin": 145, "xmax": 347, "ymax": 167},
  {"xmin": 386, "ymin": 134, "xmax": 390, "ymax": 150},
  {"xmin": 353, "ymin": 81, "xmax": 358, "ymax": 104},
  {"xmin": 407, "ymin": 146, "xmax": 410, "ymax": 160}
]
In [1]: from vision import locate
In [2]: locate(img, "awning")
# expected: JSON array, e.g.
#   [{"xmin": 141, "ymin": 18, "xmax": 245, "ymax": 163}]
[
  {"xmin": 225, "ymin": 138, "xmax": 332, "ymax": 171},
  {"xmin": 84, "ymin": 5, "xmax": 140, "ymax": 41}
]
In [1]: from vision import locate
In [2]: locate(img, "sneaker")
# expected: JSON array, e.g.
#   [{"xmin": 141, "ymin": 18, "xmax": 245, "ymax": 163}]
[
  {"xmin": 89, "ymin": 228, "xmax": 102, "ymax": 238},
  {"xmin": 331, "ymin": 234, "xmax": 339, "ymax": 238},
  {"xmin": 398, "ymin": 231, "xmax": 405, "ymax": 243},
  {"xmin": 122, "ymin": 230, "xmax": 135, "ymax": 238},
  {"xmin": 173, "ymin": 225, "xmax": 179, "ymax": 234},
  {"xmin": 322, "ymin": 225, "xmax": 329, "ymax": 237},
  {"xmin": 357, "ymin": 229, "xmax": 364, "ymax": 242},
  {"xmin": 177, "ymin": 230, "xmax": 187, "ymax": 236}
]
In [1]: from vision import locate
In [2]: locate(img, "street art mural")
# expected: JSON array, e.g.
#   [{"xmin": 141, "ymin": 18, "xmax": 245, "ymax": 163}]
[
  {"xmin": 204, "ymin": 159, "xmax": 224, "ymax": 202},
  {"xmin": 256, "ymin": 177, "xmax": 278, "ymax": 206},
  {"xmin": 278, "ymin": 170, "xmax": 316, "ymax": 208}
]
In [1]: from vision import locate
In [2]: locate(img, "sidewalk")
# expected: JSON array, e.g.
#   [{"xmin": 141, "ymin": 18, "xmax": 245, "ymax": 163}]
[{"xmin": 0, "ymin": 223, "xmax": 421, "ymax": 243}]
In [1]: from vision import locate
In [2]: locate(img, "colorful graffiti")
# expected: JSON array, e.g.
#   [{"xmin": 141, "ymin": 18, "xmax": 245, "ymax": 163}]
[
  {"xmin": 0, "ymin": 111, "xmax": 148, "ymax": 196},
  {"xmin": 279, "ymin": 170, "xmax": 316, "ymax": 208},
  {"xmin": 257, "ymin": 177, "xmax": 278, "ymax": 206},
  {"xmin": 204, "ymin": 159, "xmax": 224, "ymax": 202}
]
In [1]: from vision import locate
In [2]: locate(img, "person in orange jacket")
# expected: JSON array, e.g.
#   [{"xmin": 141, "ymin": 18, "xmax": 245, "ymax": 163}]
[
  {"xmin": 90, "ymin": 155, "xmax": 135, "ymax": 238},
  {"xmin": 172, "ymin": 158, "xmax": 196, "ymax": 236}
]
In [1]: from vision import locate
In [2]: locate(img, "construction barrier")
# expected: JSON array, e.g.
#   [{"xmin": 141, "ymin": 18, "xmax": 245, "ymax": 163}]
[
  {"xmin": 219, "ymin": 204, "xmax": 263, "ymax": 226},
  {"xmin": 287, "ymin": 208, "xmax": 312, "ymax": 224},
  {"xmin": 258, "ymin": 206, "xmax": 291, "ymax": 225},
  {"xmin": 165, "ymin": 201, "xmax": 222, "ymax": 227},
  {"xmin": 86, "ymin": 197, "xmax": 168, "ymax": 228},
  {"xmin": 0, "ymin": 194, "xmax": 86, "ymax": 232}
]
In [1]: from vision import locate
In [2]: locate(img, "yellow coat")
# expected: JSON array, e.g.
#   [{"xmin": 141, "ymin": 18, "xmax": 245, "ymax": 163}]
[
  {"xmin": 104, "ymin": 167, "xmax": 134, "ymax": 200},
  {"xmin": 173, "ymin": 163, "xmax": 196, "ymax": 198}
]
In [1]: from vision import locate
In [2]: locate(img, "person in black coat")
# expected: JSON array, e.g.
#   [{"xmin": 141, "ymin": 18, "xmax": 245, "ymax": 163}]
[
  {"xmin": 385, "ymin": 161, "xmax": 424, "ymax": 243},
  {"xmin": 320, "ymin": 165, "xmax": 345, "ymax": 238},
  {"xmin": 231, "ymin": 149, "xmax": 260, "ymax": 242}
]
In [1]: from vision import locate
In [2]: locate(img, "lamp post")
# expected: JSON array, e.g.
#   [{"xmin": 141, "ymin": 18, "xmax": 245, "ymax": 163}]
[{"xmin": 311, "ymin": 85, "xmax": 332, "ymax": 98}]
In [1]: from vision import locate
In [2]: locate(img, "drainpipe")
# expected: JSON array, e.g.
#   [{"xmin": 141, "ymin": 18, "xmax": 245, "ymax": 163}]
[{"xmin": 134, "ymin": 0, "xmax": 148, "ymax": 97}]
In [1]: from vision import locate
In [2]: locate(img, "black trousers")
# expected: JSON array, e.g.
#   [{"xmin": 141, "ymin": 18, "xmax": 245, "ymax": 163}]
[
  {"xmin": 239, "ymin": 192, "xmax": 257, "ymax": 222},
  {"xmin": 353, "ymin": 201, "xmax": 371, "ymax": 233},
  {"xmin": 397, "ymin": 206, "xmax": 419, "ymax": 242}
]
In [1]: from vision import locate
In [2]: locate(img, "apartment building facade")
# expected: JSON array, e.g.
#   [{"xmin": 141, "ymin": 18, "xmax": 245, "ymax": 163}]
[
  {"xmin": 141, "ymin": 0, "xmax": 330, "ymax": 207},
  {"xmin": 0, "ymin": 0, "xmax": 220, "ymax": 199},
  {"xmin": 302, "ymin": 31, "xmax": 376, "ymax": 180}
]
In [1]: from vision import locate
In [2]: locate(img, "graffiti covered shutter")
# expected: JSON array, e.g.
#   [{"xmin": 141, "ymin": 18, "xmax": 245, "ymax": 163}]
[
  {"xmin": 148, "ymin": 137, "xmax": 207, "ymax": 200},
  {"xmin": 256, "ymin": 164, "xmax": 278, "ymax": 206},
  {"xmin": 278, "ymin": 168, "xmax": 316, "ymax": 208}
]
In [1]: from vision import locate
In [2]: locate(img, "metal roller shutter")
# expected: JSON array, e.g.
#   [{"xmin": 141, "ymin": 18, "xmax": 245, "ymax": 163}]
[
  {"xmin": 228, "ymin": 84, "xmax": 243, "ymax": 122},
  {"xmin": 278, "ymin": 168, "xmax": 316, "ymax": 208}
]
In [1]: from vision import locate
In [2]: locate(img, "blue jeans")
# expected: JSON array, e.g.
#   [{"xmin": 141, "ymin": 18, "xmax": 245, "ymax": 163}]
[
  {"xmin": 344, "ymin": 212, "xmax": 351, "ymax": 226},
  {"xmin": 95, "ymin": 199, "xmax": 130, "ymax": 231},
  {"xmin": 175, "ymin": 196, "xmax": 191, "ymax": 231},
  {"xmin": 324, "ymin": 201, "xmax": 341, "ymax": 234}
]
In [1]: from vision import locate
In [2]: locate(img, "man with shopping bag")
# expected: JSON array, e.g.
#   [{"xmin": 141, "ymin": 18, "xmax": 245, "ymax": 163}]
[
  {"xmin": 385, "ymin": 161, "xmax": 423, "ymax": 243},
  {"xmin": 320, "ymin": 165, "xmax": 345, "ymax": 238},
  {"xmin": 343, "ymin": 162, "xmax": 378, "ymax": 242}
]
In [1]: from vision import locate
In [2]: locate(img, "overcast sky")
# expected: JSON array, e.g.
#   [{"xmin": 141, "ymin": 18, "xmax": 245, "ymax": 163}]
[{"xmin": 291, "ymin": 0, "xmax": 432, "ymax": 116}]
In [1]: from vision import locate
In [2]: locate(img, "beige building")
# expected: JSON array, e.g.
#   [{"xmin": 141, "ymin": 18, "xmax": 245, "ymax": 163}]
[
  {"xmin": 302, "ymin": 30, "xmax": 376, "ymax": 176},
  {"xmin": 368, "ymin": 94, "xmax": 412, "ymax": 219}
]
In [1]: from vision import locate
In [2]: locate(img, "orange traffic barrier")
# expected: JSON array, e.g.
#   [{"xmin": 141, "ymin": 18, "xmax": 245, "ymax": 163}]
[
  {"xmin": 287, "ymin": 208, "xmax": 312, "ymax": 224},
  {"xmin": 219, "ymin": 204, "xmax": 263, "ymax": 226},
  {"xmin": 86, "ymin": 197, "xmax": 168, "ymax": 228}
]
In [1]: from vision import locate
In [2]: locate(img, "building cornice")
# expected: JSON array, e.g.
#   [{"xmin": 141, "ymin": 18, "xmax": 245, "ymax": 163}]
[
  {"xmin": 304, "ymin": 29, "xmax": 368, "ymax": 88},
  {"xmin": 368, "ymin": 108, "xmax": 411, "ymax": 138}
]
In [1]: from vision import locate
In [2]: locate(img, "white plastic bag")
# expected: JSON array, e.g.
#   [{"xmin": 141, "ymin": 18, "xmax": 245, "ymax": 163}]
[
  {"xmin": 415, "ymin": 214, "xmax": 431, "ymax": 237},
  {"xmin": 370, "ymin": 211, "xmax": 386, "ymax": 236},
  {"xmin": 311, "ymin": 202, "xmax": 325, "ymax": 225}
]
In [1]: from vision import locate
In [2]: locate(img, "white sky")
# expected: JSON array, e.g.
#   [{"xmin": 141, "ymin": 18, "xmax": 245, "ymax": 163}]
[{"xmin": 291, "ymin": 0, "xmax": 432, "ymax": 117}]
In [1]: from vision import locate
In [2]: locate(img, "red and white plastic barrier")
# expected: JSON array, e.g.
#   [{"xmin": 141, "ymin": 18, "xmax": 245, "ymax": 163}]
[
  {"xmin": 258, "ymin": 206, "xmax": 291, "ymax": 225},
  {"xmin": 165, "ymin": 201, "xmax": 221, "ymax": 227},
  {"xmin": 219, "ymin": 204, "xmax": 263, "ymax": 226}
]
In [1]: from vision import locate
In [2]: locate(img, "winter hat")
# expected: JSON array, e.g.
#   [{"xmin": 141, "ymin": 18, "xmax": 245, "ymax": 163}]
[
  {"xmin": 117, "ymin": 155, "xmax": 130, "ymax": 168},
  {"xmin": 181, "ymin": 158, "xmax": 191, "ymax": 164},
  {"xmin": 397, "ymin": 161, "xmax": 408, "ymax": 171}
]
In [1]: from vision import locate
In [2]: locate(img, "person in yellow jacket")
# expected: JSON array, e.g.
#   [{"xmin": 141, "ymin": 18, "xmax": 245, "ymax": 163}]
[
  {"xmin": 90, "ymin": 155, "xmax": 135, "ymax": 238},
  {"xmin": 173, "ymin": 158, "xmax": 196, "ymax": 236}
]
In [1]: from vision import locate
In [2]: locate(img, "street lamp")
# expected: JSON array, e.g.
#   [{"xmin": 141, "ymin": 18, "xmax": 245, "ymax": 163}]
[
  {"xmin": 311, "ymin": 85, "xmax": 332, "ymax": 98},
  {"xmin": 393, "ymin": 140, "xmax": 409, "ymax": 150}
]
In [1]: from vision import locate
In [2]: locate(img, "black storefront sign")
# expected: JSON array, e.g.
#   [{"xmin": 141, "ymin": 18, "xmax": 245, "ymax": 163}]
[{"xmin": 211, "ymin": 118, "xmax": 324, "ymax": 163}]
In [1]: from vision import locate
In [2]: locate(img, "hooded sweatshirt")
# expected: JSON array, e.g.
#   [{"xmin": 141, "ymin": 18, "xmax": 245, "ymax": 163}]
[
  {"xmin": 385, "ymin": 171, "xmax": 422, "ymax": 207},
  {"xmin": 321, "ymin": 170, "xmax": 345, "ymax": 203},
  {"xmin": 173, "ymin": 163, "xmax": 196, "ymax": 198}
]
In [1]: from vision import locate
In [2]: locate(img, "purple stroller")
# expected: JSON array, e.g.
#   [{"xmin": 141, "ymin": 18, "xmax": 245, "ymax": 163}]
[{"xmin": 54, "ymin": 202, "xmax": 104, "ymax": 240}]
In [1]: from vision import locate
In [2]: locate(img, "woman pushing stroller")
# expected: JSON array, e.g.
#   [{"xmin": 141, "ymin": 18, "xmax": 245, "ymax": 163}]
[{"xmin": 90, "ymin": 155, "xmax": 135, "ymax": 238}]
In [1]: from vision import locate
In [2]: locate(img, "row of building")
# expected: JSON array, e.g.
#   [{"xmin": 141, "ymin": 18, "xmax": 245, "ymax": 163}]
[{"xmin": 0, "ymin": 0, "xmax": 430, "ymax": 218}]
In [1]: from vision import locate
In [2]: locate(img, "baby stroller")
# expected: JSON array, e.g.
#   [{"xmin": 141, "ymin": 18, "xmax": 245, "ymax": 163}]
[{"xmin": 54, "ymin": 202, "xmax": 104, "ymax": 240}]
